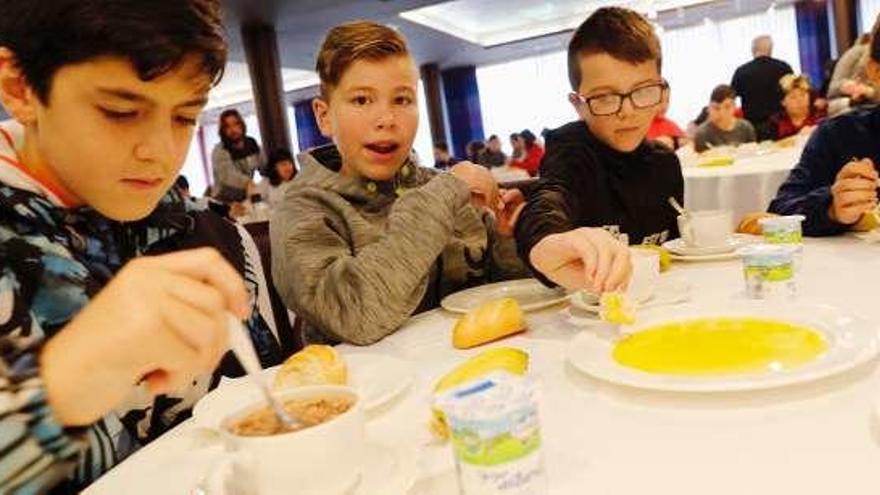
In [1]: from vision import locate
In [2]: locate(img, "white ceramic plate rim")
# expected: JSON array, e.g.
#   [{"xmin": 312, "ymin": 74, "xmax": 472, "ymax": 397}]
[
  {"xmin": 566, "ymin": 302, "xmax": 880, "ymax": 392},
  {"xmin": 663, "ymin": 237, "xmax": 741, "ymax": 256},
  {"xmin": 193, "ymin": 353, "xmax": 413, "ymax": 427},
  {"xmin": 440, "ymin": 278, "xmax": 568, "ymax": 313},
  {"xmin": 668, "ymin": 251, "xmax": 740, "ymax": 262}
]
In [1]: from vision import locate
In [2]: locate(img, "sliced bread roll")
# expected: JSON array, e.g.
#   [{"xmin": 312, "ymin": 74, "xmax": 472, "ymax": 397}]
[
  {"xmin": 272, "ymin": 345, "xmax": 347, "ymax": 391},
  {"xmin": 452, "ymin": 298, "xmax": 527, "ymax": 349}
]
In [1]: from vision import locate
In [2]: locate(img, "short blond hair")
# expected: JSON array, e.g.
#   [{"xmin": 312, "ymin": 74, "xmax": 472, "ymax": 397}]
[
  {"xmin": 315, "ymin": 21, "xmax": 410, "ymax": 99},
  {"xmin": 779, "ymin": 74, "xmax": 812, "ymax": 94}
]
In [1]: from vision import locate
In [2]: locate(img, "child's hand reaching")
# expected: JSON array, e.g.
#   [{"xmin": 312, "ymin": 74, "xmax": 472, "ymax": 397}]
[
  {"xmin": 450, "ymin": 161, "xmax": 499, "ymax": 210},
  {"xmin": 40, "ymin": 248, "xmax": 249, "ymax": 426},
  {"xmin": 495, "ymin": 188, "xmax": 526, "ymax": 237},
  {"xmin": 529, "ymin": 228, "xmax": 632, "ymax": 292}
]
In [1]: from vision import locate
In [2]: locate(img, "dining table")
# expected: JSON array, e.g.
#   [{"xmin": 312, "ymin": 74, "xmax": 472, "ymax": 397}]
[
  {"xmin": 679, "ymin": 138, "xmax": 807, "ymax": 222},
  {"xmin": 85, "ymin": 234, "xmax": 880, "ymax": 495}
]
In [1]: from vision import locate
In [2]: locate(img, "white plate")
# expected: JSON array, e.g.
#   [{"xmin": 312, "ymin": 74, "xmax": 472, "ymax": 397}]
[
  {"xmin": 662, "ymin": 236, "xmax": 742, "ymax": 256},
  {"xmin": 668, "ymin": 251, "xmax": 740, "ymax": 262},
  {"xmin": 441, "ymin": 278, "xmax": 568, "ymax": 313},
  {"xmin": 193, "ymin": 353, "xmax": 413, "ymax": 427},
  {"xmin": 569, "ymin": 279, "xmax": 691, "ymax": 313},
  {"xmin": 566, "ymin": 301, "xmax": 880, "ymax": 392}
]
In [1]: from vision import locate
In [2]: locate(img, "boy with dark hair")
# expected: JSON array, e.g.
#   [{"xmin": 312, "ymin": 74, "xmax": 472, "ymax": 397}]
[
  {"xmin": 0, "ymin": 0, "xmax": 282, "ymax": 490},
  {"xmin": 478, "ymin": 134, "xmax": 507, "ymax": 167},
  {"xmin": 433, "ymin": 140, "xmax": 457, "ymax": 169},
  {"xmin": 516, "ymin": 6, "xmax": 676, "ymax": 290},
  {"xmin": 768, "ymin": 14, "xmax": 880, "ymax": 236},
  {"xmin": 693, "ymin": 84, "xmax": 757, "ymax": 152}
]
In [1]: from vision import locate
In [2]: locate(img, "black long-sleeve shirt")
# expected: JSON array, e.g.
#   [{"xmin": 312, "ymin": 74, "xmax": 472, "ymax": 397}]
[
  {"xmin": 768, "ymin": 106, "xmax": 880, "ymax": 236},
  {"xmin": 515, "ymin": 121, "xmax": 684, "ymax": 283}
]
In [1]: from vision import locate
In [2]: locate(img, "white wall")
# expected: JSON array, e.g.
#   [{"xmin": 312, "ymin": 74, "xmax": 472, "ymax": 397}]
[{"xmin": 861, "ymin": 0, "xmax": 880, "ymax": 32}]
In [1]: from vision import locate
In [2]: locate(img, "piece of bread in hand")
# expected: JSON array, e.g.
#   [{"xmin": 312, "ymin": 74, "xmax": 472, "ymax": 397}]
[
  {"xmin": 452, "ymin": 298, "xmax": 527, "ymax": 349},
  {"xmin": 272, "ymin": 345, "xmax": 347, "ymax": 391}
]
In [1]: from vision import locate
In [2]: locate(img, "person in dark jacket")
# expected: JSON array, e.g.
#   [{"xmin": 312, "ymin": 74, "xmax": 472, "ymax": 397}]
[
  {"xmin": 731, "ymin": 35, "xmax": 793, "ymax": 140},
  {"xmin": 515, "ymin": 7, "xmax": 682, "ymax": 290},
  {"xmin": 767, "ymin": 20, "xmax": 880, "ymax": 237}
]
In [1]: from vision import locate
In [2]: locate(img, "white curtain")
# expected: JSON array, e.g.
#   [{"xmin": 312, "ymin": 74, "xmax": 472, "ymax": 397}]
[
  {"xmin": 477, "ymin": 4, "xmax": 801, "ymax": 141},
  {"xmin": 477, "ymin": 51, "xmax": 578, "ymax": 156},
  {"xmin": 860, "ymin": 0, "xmax": 880, "ymax": 32},
  {"xmin": 412, "ymin": 81, "xmax": 435, "ymax": 167},
  {"xmin": 661, "ymin": 4, "xmax": 801, "ymax": 125}
]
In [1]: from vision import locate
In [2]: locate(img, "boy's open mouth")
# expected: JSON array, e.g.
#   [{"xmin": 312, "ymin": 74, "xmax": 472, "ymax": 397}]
[{"xmin": 364, "ymin": 142, "xmax": 400, "ymax": 155}]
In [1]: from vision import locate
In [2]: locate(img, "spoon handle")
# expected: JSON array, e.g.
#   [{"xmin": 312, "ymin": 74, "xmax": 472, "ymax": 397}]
[{"xmin": 226, "ymin": 315, "xmax": 298, "ymax": 428}]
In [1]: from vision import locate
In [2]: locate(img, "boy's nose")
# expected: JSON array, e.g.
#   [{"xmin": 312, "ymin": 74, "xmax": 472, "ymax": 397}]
[{"xmin": 134, "ymin": 124, "xmax": 176, "ymax": 165}]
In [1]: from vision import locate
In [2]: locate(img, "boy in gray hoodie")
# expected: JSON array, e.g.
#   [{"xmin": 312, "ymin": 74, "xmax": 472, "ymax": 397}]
[{"xmin": 271, "ymin": 21, "xmax": 628, "ymax": 345}]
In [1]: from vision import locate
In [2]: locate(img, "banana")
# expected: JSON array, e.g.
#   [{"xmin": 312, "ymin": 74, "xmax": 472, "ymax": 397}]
[
  {"xmin": 600, "ymin": 292, "xmax": 635, "ymax": 325},
  {"xmin": 433, "ymin": 347, "xmax": 529, "ymax": 393},
  {"xmin": 430, "ymin": 347, "xmax": 529, "ymax": 440}
]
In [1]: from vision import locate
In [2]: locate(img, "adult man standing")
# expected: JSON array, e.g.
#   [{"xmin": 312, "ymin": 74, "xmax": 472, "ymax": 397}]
[{"xmin": 731, "ymin": 35, "xmax": 793, "ymax": 140}]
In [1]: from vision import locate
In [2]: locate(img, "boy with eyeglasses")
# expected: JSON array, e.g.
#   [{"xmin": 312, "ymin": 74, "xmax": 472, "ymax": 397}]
[{"xmin": 516, "ymin": 7, "xmax": 682, "ymax": 289}]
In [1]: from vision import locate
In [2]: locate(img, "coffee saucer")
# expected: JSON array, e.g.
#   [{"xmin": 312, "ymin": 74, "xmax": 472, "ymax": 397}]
[{"xmin": 662, "ymin": 236, "xmax": 742, "ymax": 256}]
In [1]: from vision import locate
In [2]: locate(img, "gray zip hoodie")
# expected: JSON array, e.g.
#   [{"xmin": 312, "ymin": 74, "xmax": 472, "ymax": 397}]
[{"xmin": 270, "ymin": 145, "xmax": 527, "ymax": 345}]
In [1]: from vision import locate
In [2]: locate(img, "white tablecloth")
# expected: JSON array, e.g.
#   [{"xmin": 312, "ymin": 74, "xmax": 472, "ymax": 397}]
[
  {"xmin": 681, "ymin": 144, "xmax": 804, "ymax": 221},
  {"xmin": 86, "ymin": 236, "xmax": 880, "ymax": 495}
]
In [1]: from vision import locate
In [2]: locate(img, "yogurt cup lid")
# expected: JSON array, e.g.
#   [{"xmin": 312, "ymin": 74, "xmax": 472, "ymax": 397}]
[{"xmin": 758, "ymin": 215, "xmax": 805, "ymax": 227}]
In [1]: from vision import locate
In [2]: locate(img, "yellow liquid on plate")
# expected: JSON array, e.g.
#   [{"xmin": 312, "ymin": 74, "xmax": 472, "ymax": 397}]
[{"xmin": 613, "ymin": 317, "xmax": 827, "ymax": 376}]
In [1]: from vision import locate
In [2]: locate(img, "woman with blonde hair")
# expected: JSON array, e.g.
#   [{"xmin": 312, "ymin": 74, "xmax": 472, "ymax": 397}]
[{"xmin": 766, "ymin": 74, "xmax": 826, "ymax": 140}]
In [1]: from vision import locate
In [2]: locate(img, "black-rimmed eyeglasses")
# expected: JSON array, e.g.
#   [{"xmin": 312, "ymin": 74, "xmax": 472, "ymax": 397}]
[{"xmin": 572, "ymin": 81, "xmax": 669, "ymax": 116}]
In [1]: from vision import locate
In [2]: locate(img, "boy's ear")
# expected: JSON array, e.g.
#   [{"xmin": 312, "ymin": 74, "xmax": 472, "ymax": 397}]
[
  {"xmin": 567, "ymin": 92, "xmax": 589, "ymax": 120},
  {"xmin": 312, "ymin": 97, "xmax": 333, "ymax": 138},
  {"xmin": 0, "ymin": 48, "xmax": 38, "ymax": 125}
]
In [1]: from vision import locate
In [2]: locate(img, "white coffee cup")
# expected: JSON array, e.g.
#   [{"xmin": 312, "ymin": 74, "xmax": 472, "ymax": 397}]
[
  {"xmin": 215, "ymin": 385, "xmax": 365, "ymax": 495},
  {"xmin": 677, "ymin": 210, "xmax": 733, "ymax": 248},
  {"xmin": 627, "ymin": 248, "xmax": 660, "ymax": 303}
]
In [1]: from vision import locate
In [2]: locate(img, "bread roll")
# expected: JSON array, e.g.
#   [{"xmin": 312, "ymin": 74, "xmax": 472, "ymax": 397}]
[
  {"xmin": 452, "ymin": 298, "xmax": 526, "ymax": 349},
  {"xmin": 272, "ymin": 345, "xmax": 347, "ymax": 391}
]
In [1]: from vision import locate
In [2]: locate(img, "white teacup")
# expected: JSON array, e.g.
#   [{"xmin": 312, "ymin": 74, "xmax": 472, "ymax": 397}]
[
  {"xmin": 210, "ymin": 385, "xmax": 365, "ymax": 495},
  {"xmin": 628, "ymin": 248, "xmax": 660, "ymax": 303},
  {"xmin": 678, "ymin": 210, "xmax": 733, "ymax": 248}
]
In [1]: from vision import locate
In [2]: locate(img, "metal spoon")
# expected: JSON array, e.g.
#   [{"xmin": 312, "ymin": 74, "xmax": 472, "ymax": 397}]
[{"xmin": 226, "ymin": 315, "xmax": 300, "ymax": 431}]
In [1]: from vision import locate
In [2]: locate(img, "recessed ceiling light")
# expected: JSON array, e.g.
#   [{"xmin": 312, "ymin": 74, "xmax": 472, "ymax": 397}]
[{"xmin": 400, "ymin": 0, "xmax": 717, "ymax": 47}]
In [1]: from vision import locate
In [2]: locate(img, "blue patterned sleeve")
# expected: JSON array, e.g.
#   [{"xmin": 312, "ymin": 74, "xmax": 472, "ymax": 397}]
[
  {"xmin": 0, "ymin": 336, "xmax": 81, "ymax": 494},
  {"xmin": 0, "ymin": 272, "xmax": 85, "ymax": 493}
]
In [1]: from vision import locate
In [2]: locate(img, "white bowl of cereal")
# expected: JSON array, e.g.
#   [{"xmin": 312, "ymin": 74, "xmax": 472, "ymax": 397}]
[{"xmin": 196, "ymin": 385, "xmax": 365, "ymax": 495}]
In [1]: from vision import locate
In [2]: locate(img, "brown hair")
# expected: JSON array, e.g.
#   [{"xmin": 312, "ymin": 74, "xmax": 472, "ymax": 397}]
[
  {"xmin": 315, "ymin": 21, "xmax": 410, "ymax": 99},
  {"xmin": 567, "ymin": 7, "xmax": 662, "ymax": 91},
  {"xmin": 710, "ymin": 84, "xmax": 736, "ymax": 103}
]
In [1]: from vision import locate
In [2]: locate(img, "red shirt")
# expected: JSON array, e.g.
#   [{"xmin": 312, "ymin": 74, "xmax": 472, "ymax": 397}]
[
  {"xmin": 774, "ymin": 111, "xmax": 826, "ymax": 140},
  {"xmin": 646, "ymin": 116, "xmax": 685, "ymax": 140},
  {"xmin": 510, "ymin": 144, "xmax": 545, "ymax": 177}
]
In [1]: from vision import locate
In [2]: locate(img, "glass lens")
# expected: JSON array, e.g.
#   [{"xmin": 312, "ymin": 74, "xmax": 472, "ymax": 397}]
[
  {"xmin": 589, "ymin": 94, "xmax": 621, "ymax": 115},
  {"xmin": 631, "ymin": 85, "xmax": 663, "ymax": 108}
]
